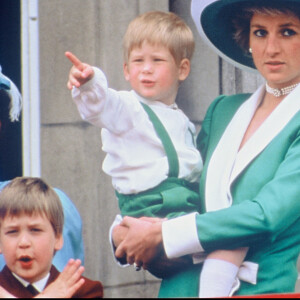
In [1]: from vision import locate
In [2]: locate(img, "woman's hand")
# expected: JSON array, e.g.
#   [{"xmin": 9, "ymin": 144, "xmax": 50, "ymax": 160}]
[{"xmin": 115, "ymin": 216, "xmax": 164, "ymax": 270}]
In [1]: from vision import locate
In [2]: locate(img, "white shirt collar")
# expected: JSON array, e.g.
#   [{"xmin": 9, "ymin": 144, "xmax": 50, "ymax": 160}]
[
  {"xmin": 131, "ymin": 90, "xmax": 178, "ymax": 109},
  {"xmin": 12, "ymin": 271, "xmax": 50, "ymax": 293}
]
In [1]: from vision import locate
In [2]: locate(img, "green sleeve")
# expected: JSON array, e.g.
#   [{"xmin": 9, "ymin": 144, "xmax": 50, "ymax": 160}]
[{"xmin": 196, "ymin": 130, "xmax": 300, "ymax": 252}]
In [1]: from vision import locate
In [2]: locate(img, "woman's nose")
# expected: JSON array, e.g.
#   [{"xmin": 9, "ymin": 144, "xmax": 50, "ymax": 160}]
[{"xmin": 265, "ymin": 34, "xmax": 280, "ymax": 55}]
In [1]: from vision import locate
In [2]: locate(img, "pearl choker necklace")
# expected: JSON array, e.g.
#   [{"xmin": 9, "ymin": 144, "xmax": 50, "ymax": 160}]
[{"xmin": 265, "ymin": 82, "xmax": 300, "ymax": 97}]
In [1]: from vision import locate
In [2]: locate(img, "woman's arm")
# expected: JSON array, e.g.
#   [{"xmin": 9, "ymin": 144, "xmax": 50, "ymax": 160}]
[
  {"xmin": 115, "ymin": 132, "xmax": 300, "ymax": 265},
  {"xmin": 163, "ymin": 133, "xmax": 300, "ymax": 259}
]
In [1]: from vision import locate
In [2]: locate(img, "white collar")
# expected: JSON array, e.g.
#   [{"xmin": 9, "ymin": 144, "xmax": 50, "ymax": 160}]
[
  {"xmin": 12, "ymin": 271, "xmax": 50, "ymax": 293},
  {"xmin": 231, "ymin": 82, "xmax": 300, "ymax": 183},
  {"xmin": 205, "ymin": 83, "xmax": 300, "ymax": 212},
  {"xmin": 131, "ymin": 90, "xmax": 178, "ymax": 109}
]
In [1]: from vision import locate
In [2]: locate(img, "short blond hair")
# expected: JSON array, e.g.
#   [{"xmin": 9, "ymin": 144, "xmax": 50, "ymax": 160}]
[
  {"xmin": 0, "ymin": 177, "xmax": 63, "ymax": 237},
  {"xmin": 123, "ymin": 11, "xmax": 195, "ymax": 65}
]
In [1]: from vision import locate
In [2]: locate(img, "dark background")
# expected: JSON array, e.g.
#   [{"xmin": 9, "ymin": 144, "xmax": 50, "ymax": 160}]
[{"xmin": 0, "ymin": 0, "xmax": 22, "ymax": 181}]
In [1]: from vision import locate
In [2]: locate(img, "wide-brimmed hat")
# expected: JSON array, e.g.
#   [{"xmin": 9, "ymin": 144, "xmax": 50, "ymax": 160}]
[
  {"xmin": 0, "ymin": 66, "xmax": 22, "ymax": 121},
  {"xmin": 191, "ymin": 0, "xmax": 300, "ymax": 72}
]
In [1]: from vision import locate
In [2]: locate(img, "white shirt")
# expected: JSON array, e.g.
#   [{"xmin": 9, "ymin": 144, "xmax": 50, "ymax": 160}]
[
  {"xmin": 12, "ymin": 271, "xmax": 50, "ymax": 293},
  {"xmin": 72, "ymin": 67, "xmax": 203, "ymax": 194}
]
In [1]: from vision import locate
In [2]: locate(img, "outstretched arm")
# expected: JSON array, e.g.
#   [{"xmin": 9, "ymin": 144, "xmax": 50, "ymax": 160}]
[{"xmin": 65, "ymin": 51, "xmax": 94, "ymax": 90}]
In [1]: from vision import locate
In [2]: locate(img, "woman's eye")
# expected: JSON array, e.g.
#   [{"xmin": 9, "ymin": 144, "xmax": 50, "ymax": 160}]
[
  {"xmin": 253, "ymin": 29, "xmax": 267, "ymax": 37},
  {"xmin": 282, "ymin": 28, "xmax": 296, "ymax": 36}
]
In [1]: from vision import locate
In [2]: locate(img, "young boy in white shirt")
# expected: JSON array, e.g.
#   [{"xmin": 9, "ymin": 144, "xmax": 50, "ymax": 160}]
[{"xmin": 66, "ymin": 11, "xmax": 246, "ymax": 297}]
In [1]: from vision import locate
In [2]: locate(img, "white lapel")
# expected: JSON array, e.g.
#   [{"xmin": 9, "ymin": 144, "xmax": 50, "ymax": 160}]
[
  {"xmin": 205, "ymin": 84, "xmax": 300, "ymax": 212},
  {"xmin": 230, "ymin": 83, "xmax": 300, "ymax": 184},
  {"xmin": 205, "ymin": 86, "xmax": 264, "ymax": 212}
]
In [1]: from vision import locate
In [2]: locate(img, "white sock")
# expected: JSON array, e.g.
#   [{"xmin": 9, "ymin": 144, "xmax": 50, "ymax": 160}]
[{"xmin": 199, "ymin": 258, "xmax": 239, "ymax": 298}]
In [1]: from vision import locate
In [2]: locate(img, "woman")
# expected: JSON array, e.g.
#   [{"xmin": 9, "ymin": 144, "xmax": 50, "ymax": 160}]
[{"xmin": 113, "ymin": 0, "xmax": 300, "ymax": 297}]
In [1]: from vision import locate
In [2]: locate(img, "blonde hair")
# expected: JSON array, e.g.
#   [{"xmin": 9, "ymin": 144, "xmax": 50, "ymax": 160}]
[
  {"xmin": 123, "ymin": 11, "xmax": 195, "ymax": 65},
  {"xmin": 0, "ymin": 177, "xmax": 64, "ymax": 237}
]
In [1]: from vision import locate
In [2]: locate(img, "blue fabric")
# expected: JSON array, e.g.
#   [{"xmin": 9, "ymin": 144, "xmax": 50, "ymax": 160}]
[
  {"xmin": 0, "ymin": 73, "xmax": 10, "ymax": 90},
  {"xmin": 0, "ymin": 181, "xmax": 85, "ymax": 271}
]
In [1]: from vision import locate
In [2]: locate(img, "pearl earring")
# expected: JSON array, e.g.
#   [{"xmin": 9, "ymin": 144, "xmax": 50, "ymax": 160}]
[{"xmin": 249, "ymin": 48, "xmax": 252, "ymax": 53}]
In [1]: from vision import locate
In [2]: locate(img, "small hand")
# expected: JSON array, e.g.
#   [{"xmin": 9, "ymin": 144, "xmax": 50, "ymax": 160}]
[
  {"xmin": 65, "ymin": 51, "xmax": 94, "ymax": 90},
  {"xmin": 37, "ymin": 259, "xmax": 85, "ymax": 298},
  {"xmin": 139, "ymin": 216, "xmax": 168, "ymax": 223},
  {"xmin": 0, "ymin": 285, "xmax": 15, "ymax": 298},
  {"xmin": 112, "ymin": 224, "xmax": 129, "ymax": 248}
]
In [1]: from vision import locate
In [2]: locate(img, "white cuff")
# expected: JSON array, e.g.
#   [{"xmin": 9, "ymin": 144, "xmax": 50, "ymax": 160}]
[
  {"xmin": 162, "ymin": 212, "xmax": 204, "ymax": 258},
  {"xmin": 108, "ymin": 214, "xmax": 129, "ymax": 268}
]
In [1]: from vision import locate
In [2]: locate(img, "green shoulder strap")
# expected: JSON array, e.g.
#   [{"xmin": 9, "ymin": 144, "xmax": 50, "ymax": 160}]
[{"xmin": 140, "ymin": 102, "xmax": 179, "ymax": 178}]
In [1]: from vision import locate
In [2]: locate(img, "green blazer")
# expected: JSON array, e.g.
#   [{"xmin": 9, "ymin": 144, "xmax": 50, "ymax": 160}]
[{"xmin": 159, "ymin": 91, "xmax": 300, "ymax": 297}]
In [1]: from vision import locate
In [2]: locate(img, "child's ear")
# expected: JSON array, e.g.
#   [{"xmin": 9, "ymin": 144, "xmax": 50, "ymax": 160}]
[
  {"xmin": 123, "ymin": 63, "xmax": 130, "ymax": 81},
  {"xmin": 178, "ymin": 58, "xmax": 191, "ymax": 81},
  {"xmin": 54, "ymin": 234, "xmax": 64, "ymax": 251}
]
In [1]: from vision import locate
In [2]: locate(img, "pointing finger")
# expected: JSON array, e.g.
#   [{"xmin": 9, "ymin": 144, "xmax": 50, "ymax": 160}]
[{"xmin": 65, "ymin": 51, "xmax": 84, "ymax": 70}]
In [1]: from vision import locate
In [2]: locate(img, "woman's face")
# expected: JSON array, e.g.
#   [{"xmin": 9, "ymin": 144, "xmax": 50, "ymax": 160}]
[{"xmin": 249, "ymin": 12, "xmax": 300, "ymax": 88}]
